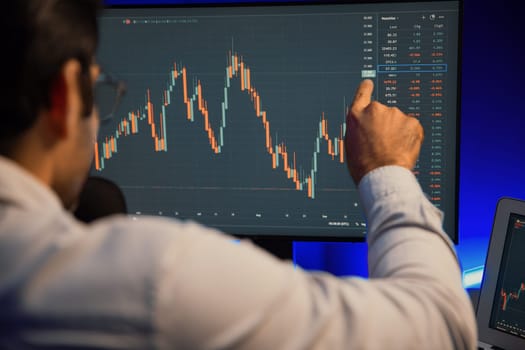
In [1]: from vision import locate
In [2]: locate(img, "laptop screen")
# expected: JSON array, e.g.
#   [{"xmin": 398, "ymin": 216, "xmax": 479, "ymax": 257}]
[
  {"xmin": 489, "ymin": 213, "xmax": 525, "ymax": 339},
  {"xmin": 477, "ymin": 198, "xmax": 525, "ymax": 350}
]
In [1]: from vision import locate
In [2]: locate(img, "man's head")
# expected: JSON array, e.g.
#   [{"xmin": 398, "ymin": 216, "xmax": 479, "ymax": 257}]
[{"xmin": 2, "ymin": 0, "xmax": 103, "ymax": 208}]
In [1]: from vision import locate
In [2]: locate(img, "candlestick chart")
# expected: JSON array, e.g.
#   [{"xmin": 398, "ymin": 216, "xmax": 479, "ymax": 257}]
[
  {"xmin": 500, "ymin": 282, "xmax": 525, "ymax": 312},
  {"xmin": 95, "ymin": 51, "xmax": 347, "ymax": 200},
  {"xmin": 94, "ymin": 49, "xmax": 360, "ymax": 237}
]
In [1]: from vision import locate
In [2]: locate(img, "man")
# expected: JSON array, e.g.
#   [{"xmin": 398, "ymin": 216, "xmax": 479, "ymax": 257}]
[{"xmin": 0, "ymin": 0, "xmax": 476, "ymax": 349}]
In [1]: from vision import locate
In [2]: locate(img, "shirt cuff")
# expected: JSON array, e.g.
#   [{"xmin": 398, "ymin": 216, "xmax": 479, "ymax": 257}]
[{"xmin": 357, "ymin": 165, "xmax": 422, "ymax": 218}]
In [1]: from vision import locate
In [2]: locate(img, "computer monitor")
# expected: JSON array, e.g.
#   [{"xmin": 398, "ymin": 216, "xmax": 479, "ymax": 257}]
[{"xmin": 93, "ymin": 0, "xmax": 462, "ymax": 243}]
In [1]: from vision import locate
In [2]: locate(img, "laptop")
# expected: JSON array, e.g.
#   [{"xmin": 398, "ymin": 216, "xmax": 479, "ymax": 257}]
[{"xmin": 476, "ymin": 197, "xmax": 525, "ymax": 350}]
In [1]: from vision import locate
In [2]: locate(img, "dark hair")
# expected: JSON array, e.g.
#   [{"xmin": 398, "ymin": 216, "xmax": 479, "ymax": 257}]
[{"xmin": 2, "ymin": 0, "xmax": 102, "ymax": 152}]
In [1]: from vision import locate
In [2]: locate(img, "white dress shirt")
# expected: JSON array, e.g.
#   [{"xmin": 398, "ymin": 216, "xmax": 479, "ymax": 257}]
[{"xmin": 0, "ymin": 156, "xmax": 477, "ymax": 349}]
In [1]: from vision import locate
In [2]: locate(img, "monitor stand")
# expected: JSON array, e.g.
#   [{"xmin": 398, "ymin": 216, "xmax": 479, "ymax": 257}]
[{"xmin": 251, "ymin": 238, "xmax": 294, "ymax": 261}]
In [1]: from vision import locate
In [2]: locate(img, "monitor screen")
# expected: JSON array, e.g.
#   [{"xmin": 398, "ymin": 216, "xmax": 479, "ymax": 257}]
[
  {"xmin": 489, "ymin": 213, "xmax": 525, "ymax": 338},
  {"xmin": 93, "ymin": 0, "xmax": 462, "ymax": 241}
]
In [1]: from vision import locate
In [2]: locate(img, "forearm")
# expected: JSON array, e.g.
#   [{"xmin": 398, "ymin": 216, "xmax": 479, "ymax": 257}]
[{"xmin": 358, "ymin": 165, "xmax": 477, "ymax": 349}]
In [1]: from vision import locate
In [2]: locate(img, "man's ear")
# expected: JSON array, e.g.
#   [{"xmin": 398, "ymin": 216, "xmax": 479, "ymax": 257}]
[
  {"xmin": 47, "ymin": 59, "xmax": 83, "ymax": 139},
  {"xmin": 48, "ymin": 74, "xmax": 68, "ymax": 138}
]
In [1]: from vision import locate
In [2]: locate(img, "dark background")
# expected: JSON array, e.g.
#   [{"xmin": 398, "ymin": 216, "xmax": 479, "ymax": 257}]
[{"xmin": 103, "ymin": 0, "xmax": 525, "ymax": 285}]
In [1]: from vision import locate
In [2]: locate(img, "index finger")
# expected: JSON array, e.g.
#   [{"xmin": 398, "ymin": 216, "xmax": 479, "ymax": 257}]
[{"xmin": 351, "ymin": 79, "xmax": 374, "ymax": 113}]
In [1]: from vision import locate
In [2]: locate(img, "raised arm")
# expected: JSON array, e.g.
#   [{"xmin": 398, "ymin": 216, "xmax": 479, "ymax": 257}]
[{"xmin": 154, "ymin": 80, "xmax": 477, "ymax": 350}]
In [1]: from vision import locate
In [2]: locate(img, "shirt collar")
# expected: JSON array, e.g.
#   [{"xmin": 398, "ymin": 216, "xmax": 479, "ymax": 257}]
[{"xmin": 0, "ymin": 156, "xmax": 63, "ymax": 212}]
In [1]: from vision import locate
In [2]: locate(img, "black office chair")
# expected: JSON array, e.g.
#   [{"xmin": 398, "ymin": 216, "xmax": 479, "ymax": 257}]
[{"xmin": 73, "ymin": 176, "xmax": 127, "ymax": 223}]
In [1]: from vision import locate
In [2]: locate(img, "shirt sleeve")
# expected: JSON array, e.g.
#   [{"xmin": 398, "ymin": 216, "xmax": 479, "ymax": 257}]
[{"xmin": 153, "ymin": 165, "xmax": 477, "ymax": 350}]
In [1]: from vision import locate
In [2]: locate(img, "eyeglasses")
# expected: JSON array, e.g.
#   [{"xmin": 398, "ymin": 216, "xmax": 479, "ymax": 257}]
[{"xmin": 94, "ymin": 72, "xmax": 127, "ymax": 122}]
